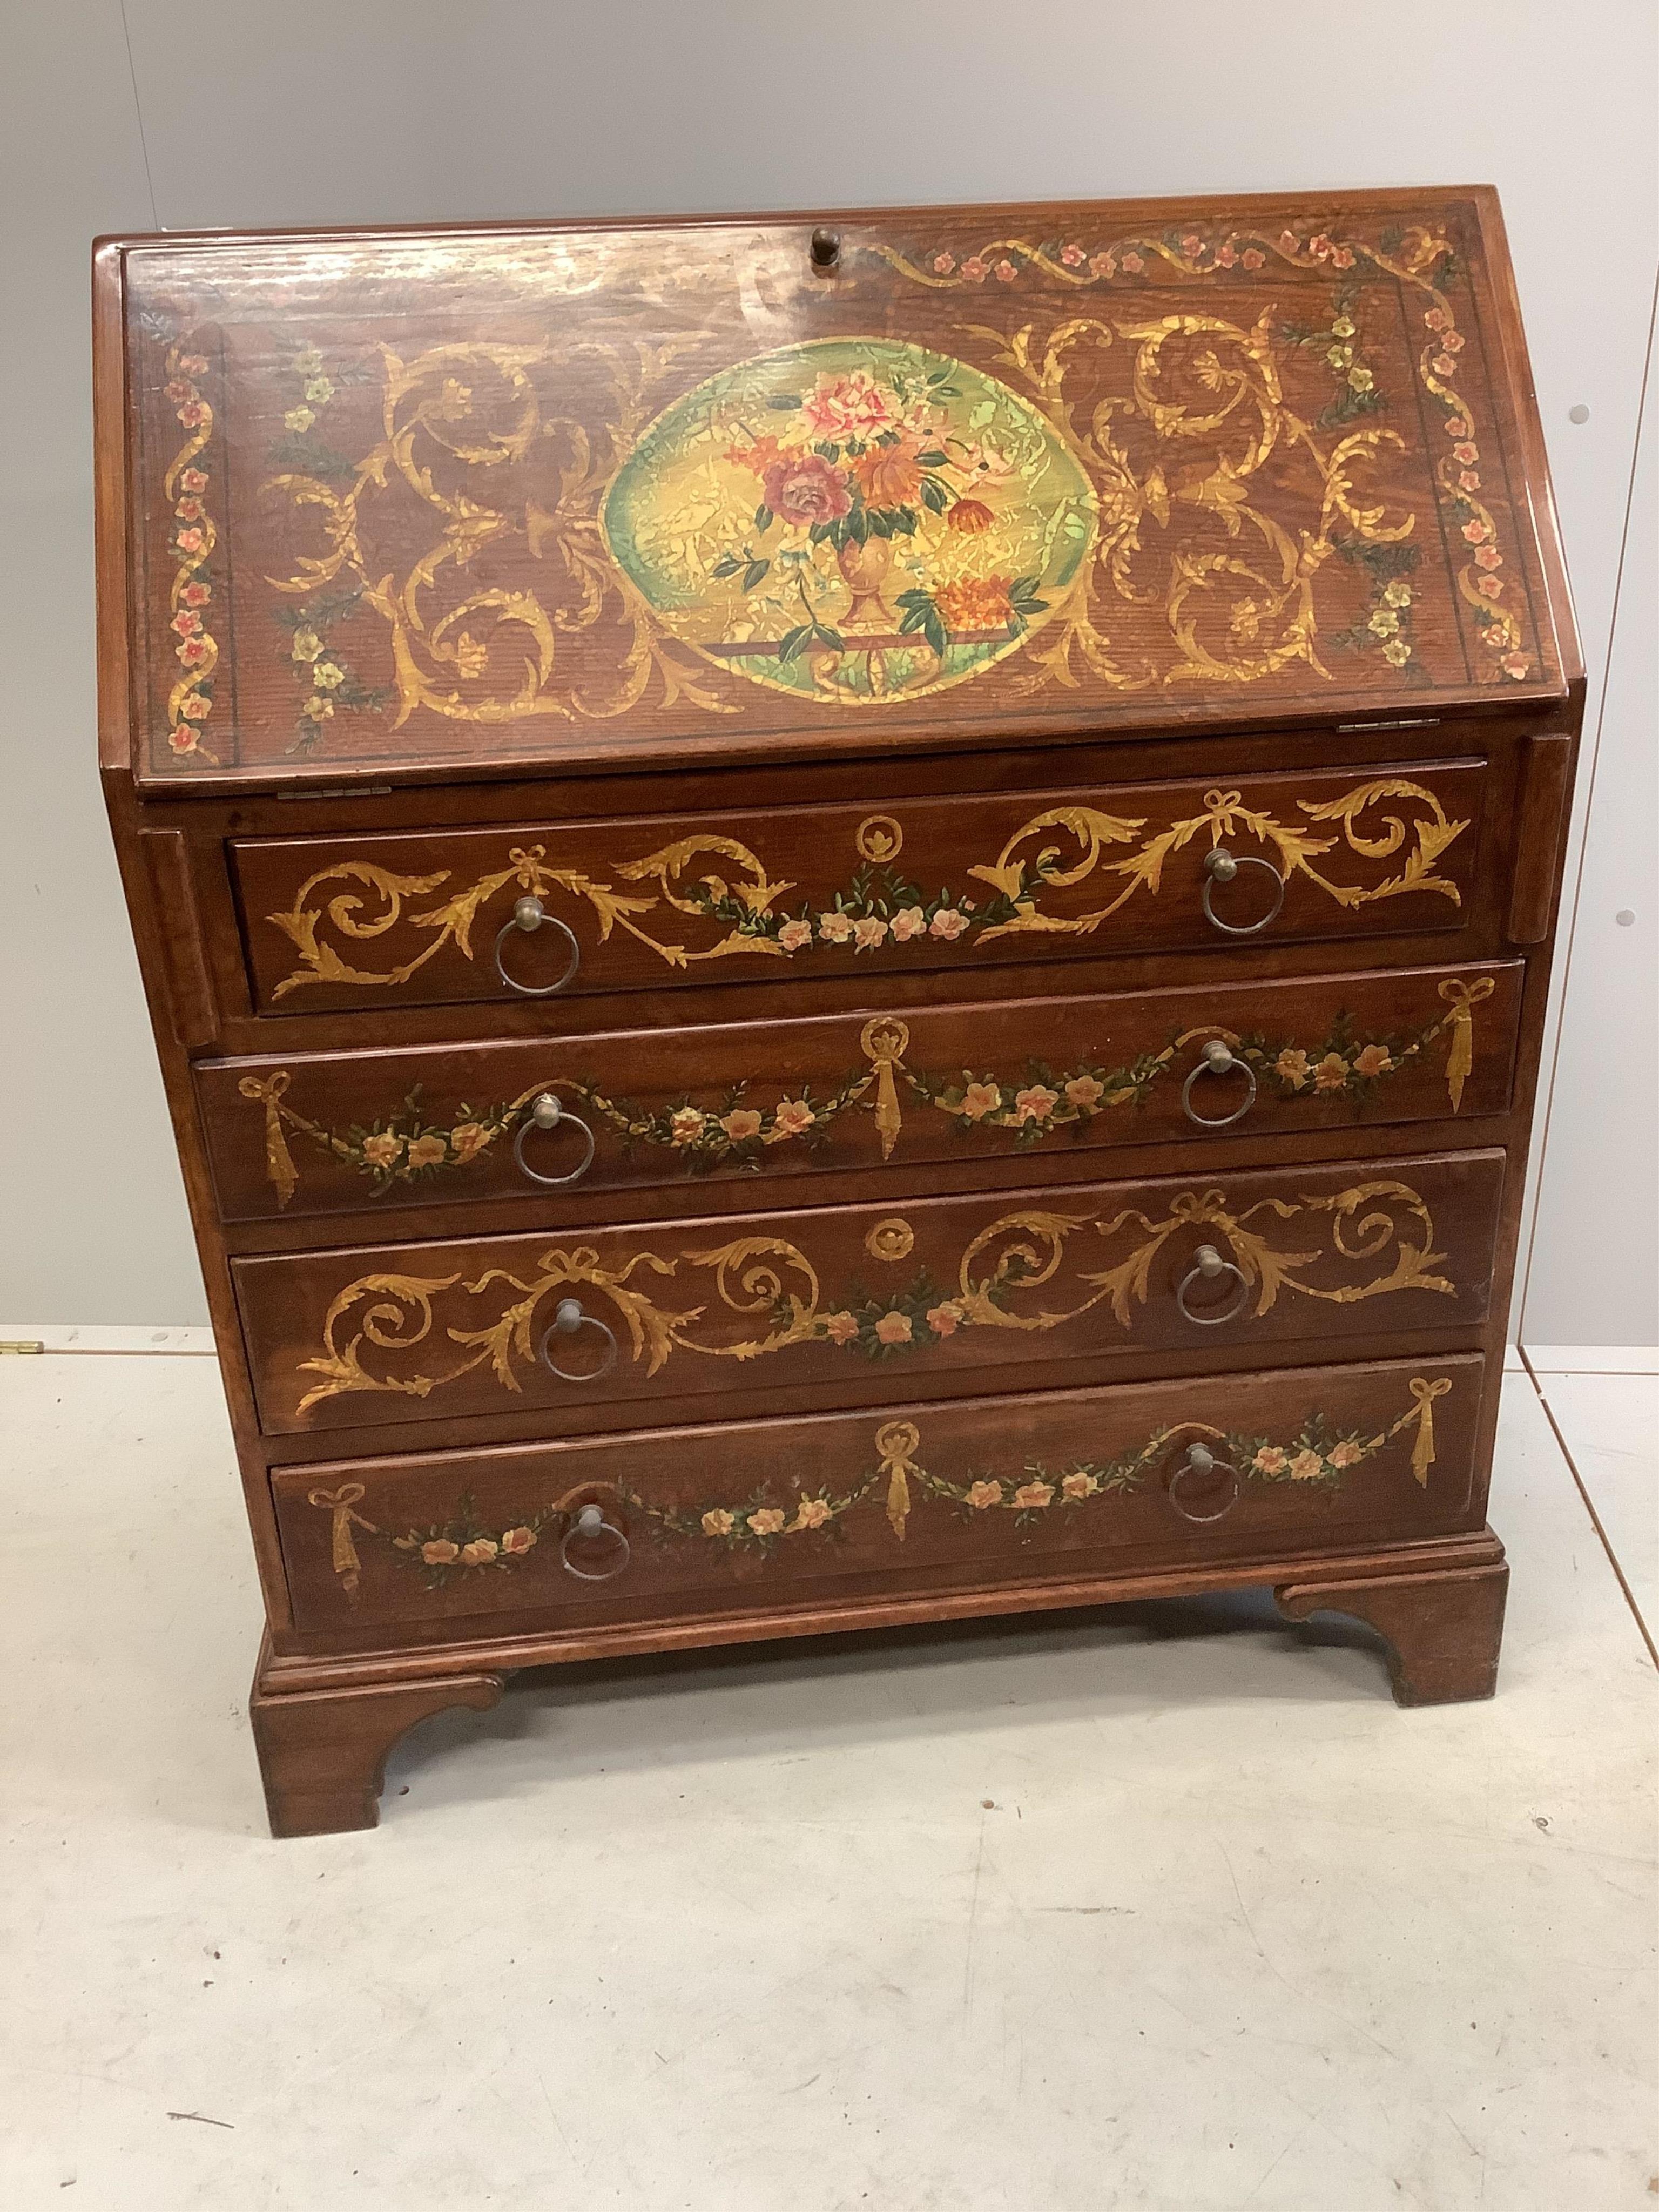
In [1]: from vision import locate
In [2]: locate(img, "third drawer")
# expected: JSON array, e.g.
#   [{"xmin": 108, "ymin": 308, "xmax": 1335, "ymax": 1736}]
[{"xmin": 233, "ymin": 1147, "xmax": 1507, "ymax": 1438}]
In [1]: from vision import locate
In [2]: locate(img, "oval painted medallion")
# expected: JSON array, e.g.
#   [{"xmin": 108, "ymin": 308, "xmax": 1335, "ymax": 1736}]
[{"xmin": 603, "ymin": 337, "xmax": 1098, "ymax": 707}]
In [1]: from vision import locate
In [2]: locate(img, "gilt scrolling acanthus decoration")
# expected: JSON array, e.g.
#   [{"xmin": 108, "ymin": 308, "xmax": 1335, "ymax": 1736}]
[
  {"xmin": 262, "ymin": 777, "xmax": 1471, "ymax": 1001},
  {"xmin": 152, "ymin": 214, "xmax": 1536, "ymax": 765},
  {"xmin": 257, "ymin": 335, "xmax": 734, "ymax": 737},
  {"xmin": 264, "ymin": 837, "xmax": 791, "ymax": 1000},
  {"xmin": 871, "ymin": 218, "xmax": 1532, "ymax": 689},
  {"xmin": 288, "ymin": 1176, "xmax": 1458, "ymax": 1415}
]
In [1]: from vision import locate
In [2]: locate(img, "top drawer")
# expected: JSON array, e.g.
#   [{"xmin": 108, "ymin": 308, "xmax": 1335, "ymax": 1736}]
[{"xmin": 232, "ymin": 758, "xmax": 1489, "ymax": 1016}]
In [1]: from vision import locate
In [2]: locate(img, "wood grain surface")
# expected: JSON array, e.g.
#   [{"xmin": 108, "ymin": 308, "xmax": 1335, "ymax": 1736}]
[{"xmin": 116, "ymin": 190, "xmax": 1566, "ymax": 791}]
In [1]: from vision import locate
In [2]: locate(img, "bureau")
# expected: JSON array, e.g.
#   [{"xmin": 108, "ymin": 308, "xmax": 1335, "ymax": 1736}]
[{"xmin": 96, "ymin": 190, "xmax": 1581, "ymax": 1836}]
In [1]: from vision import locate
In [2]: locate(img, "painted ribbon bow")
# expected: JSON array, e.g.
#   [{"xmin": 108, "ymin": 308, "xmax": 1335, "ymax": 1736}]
[
  {"xmin": 1404, "ymin": 1375, "xmax": 1453, "ymax": 1486},
  {"xmin": 875, "ymin": 1419, "xmax": 923, "ymax": 1540},
  {"xmin": 306, "ymin": 1481, "xmax": 379, "ymax": 1594},
  {"xmin": 239, "ymin": 1070, "xmax": 299, "ymax": 1208},
  {"xmin": 860, "ymin": 1017, "xmax": 912, "ymax": 1161},
  {"xmin": 1171, "ymin": 1189, "xmax": 1225, "ymax": 1216},
  {"xmin": 1437, "ymin": 976, "xmax": 1496, "ymax": 1112}
]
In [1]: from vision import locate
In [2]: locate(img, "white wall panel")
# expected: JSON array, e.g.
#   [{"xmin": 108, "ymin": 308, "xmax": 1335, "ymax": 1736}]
[
  {"xmin": 1523, "ymin": 293, "xmax": 1657, "ymax": 1345},
  {"xmin": 0, "ymin": 4, "xmax": 190, "ymax": 1324}
]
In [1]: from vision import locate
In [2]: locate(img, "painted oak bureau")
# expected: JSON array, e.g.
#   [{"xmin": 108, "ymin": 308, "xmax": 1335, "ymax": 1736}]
[{"xmin": 96, "ymin": 191, "xmax": 1582, "ymax": 1836}]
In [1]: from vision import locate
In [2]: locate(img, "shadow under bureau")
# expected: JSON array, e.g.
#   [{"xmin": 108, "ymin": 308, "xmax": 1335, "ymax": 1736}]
[{"xmin": 96, "ymin": 189, "xmax": 1582, "ymax": 1835}]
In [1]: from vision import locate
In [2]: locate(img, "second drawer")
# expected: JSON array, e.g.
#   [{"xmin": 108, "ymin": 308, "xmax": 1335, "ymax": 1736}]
[
  {"xmin": 199, "ymin": 959, "xmax": 1522, "ymax": 1222},
  {"xmin": 233, "ymin": 1147, "xmax": 1506, "ymax": 1438}
]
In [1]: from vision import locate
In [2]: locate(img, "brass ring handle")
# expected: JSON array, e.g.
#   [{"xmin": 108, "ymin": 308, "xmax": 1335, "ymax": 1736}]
[
  {"xmin": 1175, "ymin": 1244, "xmax": 1250, "ymax": 1327},
  {"xmin": 513, "ymin": 1091, "xmax": 597, "ymax": 1187},
  {"xmin": 493, "ymin": 893, "xmax": 581, "ymax": 997},
  {"xmin": 1181, "ymin": 1038, "xmax": 1259, "ymax": 1129},
  {"xmin": 1201, "ymin": 847, "xmax": 1287, "ymax": 937},
  {"xmin": 1166, "ymin": 1440, "xmax": 1241, "ymax": 1525},
  {"xmin": 559, "ymin": 1500, "xmax": 632, "ymax": 1581},
  {"xmin": 537, "ymin": 1296, "xmax": 619, "ymax": 1383}
]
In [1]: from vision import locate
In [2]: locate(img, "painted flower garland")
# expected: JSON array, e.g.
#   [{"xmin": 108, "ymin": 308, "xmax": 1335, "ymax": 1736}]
[
  {"xmin": 307, "ymin": 1378, "xmax": 1454, "ymax": 1595},
  {"xmin": 240, "ymin": 976, "xmax": 1496, "ymax": 1208},
  {"xmin": 158, "ymin": 340, "xmax": 220, "ymax": 759},
  {"xmin": 672, "ymin": 1403, "xmax": 1377, "ymax": 1556},
  {"xmin": 265, "ymin": 345, "xmax": 389, "ymax": 752}
]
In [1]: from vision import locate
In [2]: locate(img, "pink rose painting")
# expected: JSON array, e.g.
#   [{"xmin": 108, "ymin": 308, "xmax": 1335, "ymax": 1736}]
[
  {"xmin": 800, "ymin": 372, "xmax": 894, "ymax": 442},
  {"xmin": 761, "ymin": 451, "xmax": 852, "ymax": 528}
]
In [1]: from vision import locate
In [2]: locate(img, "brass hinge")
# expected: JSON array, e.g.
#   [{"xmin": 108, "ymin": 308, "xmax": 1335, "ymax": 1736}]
[
  {"xmin": 0, "ymin": 1339, "xmax": 46, "ymax": 1354},
  {"xmin": 275, "ymin": 783, "xmax": 394, "ymax": 801},
  {"xmin": 1335, "ymin": 716, "xmax": 1442, "ymax": 733}
]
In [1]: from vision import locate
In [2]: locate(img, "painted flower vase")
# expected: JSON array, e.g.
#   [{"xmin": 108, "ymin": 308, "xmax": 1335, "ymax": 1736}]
[{"xmin": 836, "ymin": 534, "xmax": 898, "ymax": 629}]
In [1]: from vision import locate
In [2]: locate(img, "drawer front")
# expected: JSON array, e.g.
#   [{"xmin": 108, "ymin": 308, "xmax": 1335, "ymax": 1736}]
[
  {"xmin": 202, "ymin": 960, "xmax": 1522, "ymax": 1222},
  {"xmin": 231, "ymin": 759, "xmax": 1489, "ymax": 1015},
  {"xmin": 234, "ymin": 1149, "xmax": 1505, "ymax": 1438},
  {"xmin": 273, "ymin": 1353, "xmax": 1487, "ymax": 1636}
]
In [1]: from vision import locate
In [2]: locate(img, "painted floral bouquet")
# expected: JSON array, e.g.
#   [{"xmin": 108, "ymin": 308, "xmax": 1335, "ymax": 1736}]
[{"xmin": 711, "ymin": 367, "xmax": 1049, "ymax": 658}]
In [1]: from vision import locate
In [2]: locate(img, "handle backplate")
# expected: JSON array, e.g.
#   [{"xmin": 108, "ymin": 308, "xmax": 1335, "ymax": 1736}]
[
  {"xmin": 538, "ymin": 1297, "xmax": 619, "ymax": 1382},
  {"xmin": 559, "ymin": 1499, "xmax": 632, "ymax": 1580}
]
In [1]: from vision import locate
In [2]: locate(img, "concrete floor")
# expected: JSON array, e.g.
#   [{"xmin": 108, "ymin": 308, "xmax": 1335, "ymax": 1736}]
[{"xmin": 1, "ymin": 1349, "xmax": 1655, "ymax": 2210}]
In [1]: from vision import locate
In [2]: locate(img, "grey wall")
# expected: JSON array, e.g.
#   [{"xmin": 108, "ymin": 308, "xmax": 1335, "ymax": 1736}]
[
  {"xmin": 2, "ymin": 0, "xmax": 1654, "ymax": 1337},
  {"xmin": 1521, "ymin": 287, "xmax": 1657, "ymax": 1346}
]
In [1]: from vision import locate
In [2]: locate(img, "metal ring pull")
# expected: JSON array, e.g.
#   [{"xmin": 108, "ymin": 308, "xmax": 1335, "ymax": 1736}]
[
  {"xmin": 493, "ymin": 893, "xmax": 581, "ymax": 997},
  {"xmin": 513, "ymin": 1091, "xmax": 597, "ymax": 1187},
  {"xmin": 537, "ymin": 1296, "xmax": 619, "ymax": 1382},
  {"xmin": 1175, "ymin": 1243, "xmax": 1250, "ymax": 1327},
  {"xmin": 559, "ymin": 1500, "xmax": 632, "ymax": 1581},
  {"xmin": 1166, "ymin": 1440, "xmax": 1241, "ymax": 1525},
  {"xmin": 1201, "ymin": 846, "xmax": 1287, "ymax": 937},
  {"xmin": 1181, "ymin": 1037, "xmax": 1259, "ymax": 1130}
]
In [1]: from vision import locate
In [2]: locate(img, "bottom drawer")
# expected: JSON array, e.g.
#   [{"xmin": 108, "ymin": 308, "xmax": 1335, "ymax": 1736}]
[{"xmin": 274, "ymin": 1353, "xmax": 1487, "ymax": 1639}]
